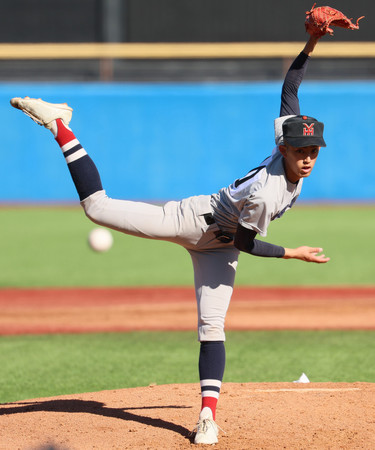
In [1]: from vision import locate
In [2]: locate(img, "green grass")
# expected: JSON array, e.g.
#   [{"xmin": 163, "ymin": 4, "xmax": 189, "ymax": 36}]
[
  {"xmin": 1, "ymin": 330, "xmax": 374, "ymax": 403},
  {"xmin": 0, "ymin": 204, "xmax": 374, "ymax": 287}
]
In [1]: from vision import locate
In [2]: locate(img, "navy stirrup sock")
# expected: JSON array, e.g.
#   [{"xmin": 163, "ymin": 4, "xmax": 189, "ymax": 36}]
[
  {"xmin": 54, "ymin": 118, "xmax": 103, "ymax": 201},
  {"xmin": 199, "ymin": 341, "xmax": 226, "ymax": 420}
]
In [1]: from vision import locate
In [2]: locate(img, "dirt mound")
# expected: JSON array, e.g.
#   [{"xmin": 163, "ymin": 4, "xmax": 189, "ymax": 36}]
[{"xmin": 1, "ymin": 382, "xmax": 374, "ymax": 449}]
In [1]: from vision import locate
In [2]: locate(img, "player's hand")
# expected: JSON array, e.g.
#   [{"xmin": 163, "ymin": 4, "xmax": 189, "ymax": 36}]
[{"xmin": 283, "ymin": 246, "xmax": 330, "ymax": 263}]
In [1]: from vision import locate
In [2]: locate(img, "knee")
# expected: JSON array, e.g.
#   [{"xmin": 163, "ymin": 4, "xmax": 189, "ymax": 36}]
[
  {"xmin": 198, "ymin": 322, "xmax": 226, "ymax": 342},
  {"xmin": 80, "ymin": 190, "xmax": 107, "ymax": 223},
  {"xmin": 197, "ymin": 298, "xmax": 228, "ymax": 341}
]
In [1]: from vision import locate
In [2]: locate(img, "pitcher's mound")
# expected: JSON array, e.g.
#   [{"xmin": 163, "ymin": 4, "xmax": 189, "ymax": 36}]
[{"xmin": 1, "ymin": 382, "xmax": 374, "ymax": 449}]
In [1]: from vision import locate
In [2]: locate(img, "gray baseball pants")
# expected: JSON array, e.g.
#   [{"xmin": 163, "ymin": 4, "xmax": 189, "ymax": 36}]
[{"xmin": 81, "ymin": 190, "xmax": 239, "ymax": 341}]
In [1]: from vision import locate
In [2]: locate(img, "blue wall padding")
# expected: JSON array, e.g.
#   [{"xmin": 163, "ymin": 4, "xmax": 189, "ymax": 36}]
[{"xmin": 1, "ymin": 81, "xmax": 374, "ymax": 202}]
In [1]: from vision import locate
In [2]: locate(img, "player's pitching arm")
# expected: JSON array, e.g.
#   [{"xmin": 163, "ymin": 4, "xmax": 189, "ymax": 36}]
[{"xmin": 234, "ymin": 223, "xmax": 329, "ymax": 264}]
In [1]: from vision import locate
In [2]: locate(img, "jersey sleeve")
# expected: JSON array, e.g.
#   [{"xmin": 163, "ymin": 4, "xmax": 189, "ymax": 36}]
[
  {"xmin": 279, "ymin": 51, "xmax": 310, "ymax": 117},
  {"xmin": 234, "ymin": 223, "xmax": 285, "ymax": 258},
  {"xmin": 238, "ymin": 195, "xmax": 274, "ymax": 237}
]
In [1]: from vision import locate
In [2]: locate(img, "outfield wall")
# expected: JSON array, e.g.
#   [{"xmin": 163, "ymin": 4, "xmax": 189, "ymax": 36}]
[{"xmin": 1, "ymin": 82, "xmax": 375, "ymax": 202}]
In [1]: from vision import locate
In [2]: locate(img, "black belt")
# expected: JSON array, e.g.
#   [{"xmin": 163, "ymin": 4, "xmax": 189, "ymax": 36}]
[
  {"xmin": 203, "ymin": 213, "xmax": 215, "ymax": 225},
  {"xmin": 203, "ymin": 213, "xmax": 233, "ymax": 243}
]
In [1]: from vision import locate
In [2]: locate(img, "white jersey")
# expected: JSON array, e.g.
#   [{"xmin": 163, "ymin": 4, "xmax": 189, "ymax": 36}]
[{"xmin": 210, "ymin": 148, "xmax": 303, "ymax": 237}]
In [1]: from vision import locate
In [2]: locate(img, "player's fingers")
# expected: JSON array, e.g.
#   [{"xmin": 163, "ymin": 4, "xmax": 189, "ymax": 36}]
[
  {"xmin": 307, "ymin": 247, "xmax": 330, "ymax": 263},
  {"xmin": 310, "ymin": 247, "xmax": 323, "ymax": 254},
  {"xmin": 313, "ymin": 254, "xmax": 330, "ymax": 263}
]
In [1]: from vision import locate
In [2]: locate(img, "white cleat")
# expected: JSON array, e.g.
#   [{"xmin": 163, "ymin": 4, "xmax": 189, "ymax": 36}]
[
  {"xmin": 193, "ymin": 407, "xmax": 219, "ymax": 445},
  {"xmin": 10, "ymin": 96, "xmax": 73, "ymax": 129}
]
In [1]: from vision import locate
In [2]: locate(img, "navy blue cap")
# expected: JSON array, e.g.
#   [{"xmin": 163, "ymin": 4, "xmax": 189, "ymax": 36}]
[{"xmin": 282, "ymin": 115, "xmax": 326, "ymax": 147}]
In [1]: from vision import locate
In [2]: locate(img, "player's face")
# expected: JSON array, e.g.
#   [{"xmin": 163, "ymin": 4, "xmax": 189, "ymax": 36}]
[{"xmin": 279, "ymin": 144, "xmax": 320, "ymax": 183}]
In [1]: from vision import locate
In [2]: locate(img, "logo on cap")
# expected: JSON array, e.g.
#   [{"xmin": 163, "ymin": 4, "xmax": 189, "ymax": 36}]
[{"xmin": 303, "ymin": 123, "xmax": 314, "ymax": 136}]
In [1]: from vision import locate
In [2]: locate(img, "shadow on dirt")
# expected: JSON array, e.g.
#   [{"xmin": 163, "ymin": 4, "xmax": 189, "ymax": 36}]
[{"xmin": 0, "ymin": 399, "xmax": 193, "ymax": 440}]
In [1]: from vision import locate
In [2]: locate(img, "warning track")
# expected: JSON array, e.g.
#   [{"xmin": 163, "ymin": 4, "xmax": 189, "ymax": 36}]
[{"xmin": 1, "ymin": 286, "xmax": 374, "ymax": 335}]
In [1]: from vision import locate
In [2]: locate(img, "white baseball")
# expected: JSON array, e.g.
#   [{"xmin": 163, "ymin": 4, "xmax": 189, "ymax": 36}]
[{"xmin": 88, "ymin": 228, "xmax": 113, "ymax": 252}]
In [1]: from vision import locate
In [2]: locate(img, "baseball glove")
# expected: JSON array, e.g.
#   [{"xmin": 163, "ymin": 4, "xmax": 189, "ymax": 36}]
[{"xmin": 305, "ymin": 3, "xmax": 364, "ymax": 37}]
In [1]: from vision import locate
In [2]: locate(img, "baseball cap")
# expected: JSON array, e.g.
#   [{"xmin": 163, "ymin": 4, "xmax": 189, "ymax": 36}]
[{"xmin": 282, "ymin": 115, "xmax": 326, "ymax": 147}]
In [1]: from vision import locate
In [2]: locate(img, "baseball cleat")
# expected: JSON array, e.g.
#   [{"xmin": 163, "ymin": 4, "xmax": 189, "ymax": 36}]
[
  {"xmin": 10, "ymin": 97, "xmax": 73, "ymax": 129},
  {"xmin": 193, "ymin": 407, "xmax": 219, "ymax": 445}
]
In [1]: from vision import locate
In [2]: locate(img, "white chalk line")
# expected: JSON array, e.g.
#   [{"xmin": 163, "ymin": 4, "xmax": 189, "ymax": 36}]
[{"xmin": 255, "ymin": 388, "xmax": 361, "ymax": 393}]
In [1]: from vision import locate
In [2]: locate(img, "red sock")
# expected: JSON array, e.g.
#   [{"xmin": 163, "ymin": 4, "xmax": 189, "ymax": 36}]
[
  {"xmin": 201, "ymin": 397, "xmax": 218, "ymax": 420},
  {"xmin": 55, "ymin": 118, "xmax": 76, "ymax": 147}
]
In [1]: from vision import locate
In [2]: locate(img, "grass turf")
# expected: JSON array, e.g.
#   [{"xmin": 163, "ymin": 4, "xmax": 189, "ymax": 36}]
[
  {"xmin": 0, "ymin": 204, "xmax": 374, "ymax": 287},
  {"xmin": 1, "ymin": 330, "xmax": 374, "ymax": 404}
]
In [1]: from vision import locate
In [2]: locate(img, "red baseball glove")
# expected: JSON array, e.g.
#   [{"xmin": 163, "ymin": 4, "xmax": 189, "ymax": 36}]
[{"xmin": 305, "ymin": 3, "xmax": 364, "ymax": 37}]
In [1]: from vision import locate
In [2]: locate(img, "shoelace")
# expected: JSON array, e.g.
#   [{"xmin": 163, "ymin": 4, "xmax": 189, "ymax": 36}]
[
  {"xmin": 191, "ymin": 417, "xmax": 226, "ymax": 436},
  {"xmin": 198, "ymin": 418, "xmax": 213, "ymax": 433}
]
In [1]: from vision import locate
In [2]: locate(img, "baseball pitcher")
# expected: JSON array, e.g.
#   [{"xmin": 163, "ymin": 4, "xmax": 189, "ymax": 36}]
[{"xmin": 11, "ymin": 7, "xmax": 362, "ymax": 441}]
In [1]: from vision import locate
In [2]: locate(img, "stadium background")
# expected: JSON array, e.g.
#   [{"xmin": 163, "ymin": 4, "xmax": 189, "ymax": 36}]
[{"xmin": 1, "ymin": 0, "xmax": 374, "ymax": 203}]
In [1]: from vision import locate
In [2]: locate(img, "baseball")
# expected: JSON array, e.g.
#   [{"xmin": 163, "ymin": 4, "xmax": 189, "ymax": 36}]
[{"xmin": 88, "ymin": 228, "xmax": 113, "ymax": 252}]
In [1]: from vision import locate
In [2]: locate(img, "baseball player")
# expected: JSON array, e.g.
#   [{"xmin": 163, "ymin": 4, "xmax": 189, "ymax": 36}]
[{"xmin": 11, "ymin": 32, "xmax": 329, "ymax": 445}]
